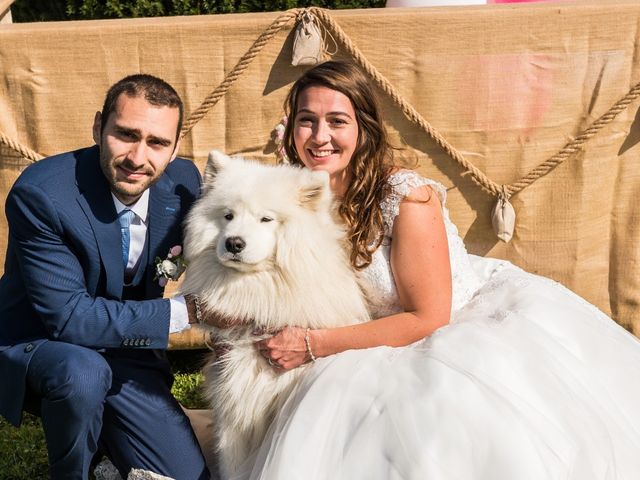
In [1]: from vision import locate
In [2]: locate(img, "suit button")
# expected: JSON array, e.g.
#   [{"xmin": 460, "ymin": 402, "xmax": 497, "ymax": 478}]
[
  {"xmin": 133, "ymin": 339, "xmax": 141, "ymax": 347},
  {"xmin": 144, "ymin": 339, "xmax": 151, "ymax": 346},
  {"xmin": 24, "ymin": 343, "xmax": 34, "ymax": 353},
  {"xmin": 123, "ymin": 339, "xmax": 130, "ymax": 346}
]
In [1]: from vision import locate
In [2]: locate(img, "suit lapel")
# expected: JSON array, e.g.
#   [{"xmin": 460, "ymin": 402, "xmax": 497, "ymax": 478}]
[{"xmin": 75, "ymin": 146, "xmax": 124, "ymax": 298}]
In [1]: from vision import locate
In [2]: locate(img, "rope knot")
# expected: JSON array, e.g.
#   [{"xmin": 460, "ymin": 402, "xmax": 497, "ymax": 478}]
[
  {"xmin": 499, "ymin": 185, "xmax": 510, "ymax": 201},
  {"xmin": 492, "ymin": 184, "xmax": 516, "ymax": 243}
]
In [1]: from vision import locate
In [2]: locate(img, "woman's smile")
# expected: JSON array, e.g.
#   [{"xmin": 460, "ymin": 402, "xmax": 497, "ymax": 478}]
[{"xmin": 307, "ymin": 148, "xmax": 340, "ymax": 161}]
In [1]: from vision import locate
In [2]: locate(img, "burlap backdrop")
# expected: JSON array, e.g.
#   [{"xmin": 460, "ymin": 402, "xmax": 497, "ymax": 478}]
[{"xmin": 0, "ymin": 1, "xmax": 639, "ymax": 334}]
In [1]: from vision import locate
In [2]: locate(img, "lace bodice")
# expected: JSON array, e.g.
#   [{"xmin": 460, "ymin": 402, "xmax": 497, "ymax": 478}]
[{"xmin": 360, "ymin": 170, "xmax": 481, "ymax": 319}]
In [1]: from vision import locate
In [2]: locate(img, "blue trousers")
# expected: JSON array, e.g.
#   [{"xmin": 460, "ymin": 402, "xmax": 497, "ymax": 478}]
[{"xmin": 25, "ymin": 341, "xmax": 210, "ymax": 479}]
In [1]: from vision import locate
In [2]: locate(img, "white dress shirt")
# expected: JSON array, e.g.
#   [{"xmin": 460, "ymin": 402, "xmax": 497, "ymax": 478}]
[{"xmin": 112, "ymin": 192, "xmax": 190, "ymax": 334}]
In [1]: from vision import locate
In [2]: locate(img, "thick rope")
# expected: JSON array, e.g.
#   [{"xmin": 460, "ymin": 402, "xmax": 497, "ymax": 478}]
[
  {"xmin": 179, "ymin": 9, "xmax": 301, "ymax": 138},
  {"xmin": 508, "ymin": 81, "xmax": 640, "ymax": 195},
  {"xmin": 0, "ymin": 130, "xmax": 43, "ymax": 163}
]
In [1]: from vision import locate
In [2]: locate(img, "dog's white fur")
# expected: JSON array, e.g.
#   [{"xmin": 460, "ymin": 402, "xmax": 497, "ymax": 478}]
[{"xmin": 180, "ymin": 151, "xmax": 370, "ymax": 477}]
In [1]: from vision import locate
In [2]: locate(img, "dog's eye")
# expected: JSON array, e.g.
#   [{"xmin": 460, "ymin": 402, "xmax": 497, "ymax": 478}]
[
  {"xmin": 261, "ymin": 217, "xmax": 273, "ymax": 223},
  {"xmin": 224, "ymin": 213, "xmax": 234, "ymax": 221}
]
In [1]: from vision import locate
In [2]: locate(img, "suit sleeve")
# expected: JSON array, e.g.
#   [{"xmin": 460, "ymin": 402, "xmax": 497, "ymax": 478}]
[{"xmin": 6, "ymin": 182, "xmax": 171, "ymax": 349}]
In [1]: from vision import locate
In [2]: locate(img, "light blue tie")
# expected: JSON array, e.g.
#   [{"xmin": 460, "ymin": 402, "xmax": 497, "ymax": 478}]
[{"xmin": 118, "ymin": 209, "xmax": 136, "ymax": 269}]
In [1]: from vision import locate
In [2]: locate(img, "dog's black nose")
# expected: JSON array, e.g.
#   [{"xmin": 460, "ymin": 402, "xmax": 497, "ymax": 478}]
[{"xmin": 225, "ymin": 236, "xmax": 246, "ymax": 254}]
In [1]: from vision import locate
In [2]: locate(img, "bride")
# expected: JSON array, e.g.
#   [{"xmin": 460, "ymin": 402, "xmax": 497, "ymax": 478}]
[{"xmin": 239, "ymin": 60, "xmax": 640, "ymax": 479}]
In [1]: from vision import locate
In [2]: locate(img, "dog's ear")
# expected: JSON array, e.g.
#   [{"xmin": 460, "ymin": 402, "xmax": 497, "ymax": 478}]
[
  {"xmin": 298, "ymin": 170, "xmax": 332, "ymax": 211},
  {"xmin": 203, "ymin": 150, "xmax": 230, "ymax": 191}
]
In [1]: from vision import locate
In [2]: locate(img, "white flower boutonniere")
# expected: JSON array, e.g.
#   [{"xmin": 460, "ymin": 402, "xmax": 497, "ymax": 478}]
[{"xmin": 154, "ymin": 245, "xmax": 187, "ymax": 287}]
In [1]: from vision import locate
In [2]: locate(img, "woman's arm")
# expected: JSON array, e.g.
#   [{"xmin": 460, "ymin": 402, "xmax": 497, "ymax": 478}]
[{"xmin": 257, "ymin": 185, "xmax": 452, "ymax": 370}]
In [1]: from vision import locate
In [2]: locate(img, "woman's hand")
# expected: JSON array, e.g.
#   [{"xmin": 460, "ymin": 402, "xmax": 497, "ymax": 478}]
[{"xmin": 256, "ymin": 327, "xmax": 311, "ymax": 371}]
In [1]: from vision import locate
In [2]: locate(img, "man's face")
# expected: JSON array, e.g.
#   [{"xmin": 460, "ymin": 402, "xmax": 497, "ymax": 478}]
[{"xmin": 93, "ymin": 93, "xmax": 181, "ymax": 205}]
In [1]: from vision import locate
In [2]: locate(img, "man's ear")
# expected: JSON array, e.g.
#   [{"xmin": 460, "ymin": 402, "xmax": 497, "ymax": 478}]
[
  {"xmin": 170, "ymin": 137, "xmax": 182, "ymax": 163},
  {"xmin": 92, "ymin": 111, "xmax": 102, "ymax": 145}
]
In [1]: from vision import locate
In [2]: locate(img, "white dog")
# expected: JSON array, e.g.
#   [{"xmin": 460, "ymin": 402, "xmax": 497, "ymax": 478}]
[{"xmin": 180, "ymin": 151, "xmax": 370, "ymax": 477}]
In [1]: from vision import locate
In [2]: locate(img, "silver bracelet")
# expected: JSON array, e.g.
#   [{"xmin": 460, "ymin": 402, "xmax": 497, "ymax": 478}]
[
  {"xmin": 304, "ymin": 327, "xmax": 316, "ymax": 363},
  {"xmin": 193, "ymin": 295, "xmax": 202, "ymax": 324}
]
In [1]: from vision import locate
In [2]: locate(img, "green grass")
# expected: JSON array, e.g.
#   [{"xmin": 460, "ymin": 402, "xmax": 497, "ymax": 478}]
[
  {"xmin": 0, "ymin": 350, "xmax": 209, "ymax": 479},
  {"xmin": 0, "ymin": 413, "xmax": 49, "ymax": 479}
]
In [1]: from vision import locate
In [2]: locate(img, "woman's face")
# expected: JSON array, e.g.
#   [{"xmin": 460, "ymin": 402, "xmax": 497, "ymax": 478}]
[{"xmin": 293, "ymin": 86, "xmax": 359, "ymax": 196}]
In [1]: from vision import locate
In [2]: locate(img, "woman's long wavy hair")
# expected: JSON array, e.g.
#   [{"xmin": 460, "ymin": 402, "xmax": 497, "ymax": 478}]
[{"xmin": 283, "ymin": 60, "xmax": 393, "ymax": 270}]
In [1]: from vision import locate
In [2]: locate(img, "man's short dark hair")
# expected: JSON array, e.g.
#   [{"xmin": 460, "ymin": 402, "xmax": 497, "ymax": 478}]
[{"xmin": 100, "ymin": 74, "xmax": 184, "ymax": 142}]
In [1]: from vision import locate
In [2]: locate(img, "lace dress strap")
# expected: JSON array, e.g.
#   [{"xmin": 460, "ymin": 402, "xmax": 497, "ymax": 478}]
[
  {"xmin": 380, "ymin": 170, "xmax": 448, "ymax": 236},
  {"xmin": 377, "ymin": 169, "xmax": 482, "ymax": 311}
]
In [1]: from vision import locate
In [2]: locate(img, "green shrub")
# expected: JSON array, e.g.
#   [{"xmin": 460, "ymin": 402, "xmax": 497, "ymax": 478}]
[
  {"xmin": 169, "ymin": 350, "xmax": 209, "ymax": 409},
  {"xmin": 172, "ymin": 371, "xmax": 208, "ymax": 409},
  {"xmin": 11, "ymin": 0, "xmax": 385, "ymax": 22}
]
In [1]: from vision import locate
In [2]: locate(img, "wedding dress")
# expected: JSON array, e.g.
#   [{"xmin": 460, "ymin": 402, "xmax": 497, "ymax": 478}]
[{"xmin": 237, "ymin": 171, "xmax": 640, "ymax": 480}]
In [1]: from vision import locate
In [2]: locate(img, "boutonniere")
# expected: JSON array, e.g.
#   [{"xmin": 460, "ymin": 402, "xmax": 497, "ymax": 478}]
[
  {"xmin": 154, "ymin": 245, "xmax": 187, "ymax": 287},
  {"xmin": 272, "ymin": 116, "xmax": 289, "ymax": 164}
]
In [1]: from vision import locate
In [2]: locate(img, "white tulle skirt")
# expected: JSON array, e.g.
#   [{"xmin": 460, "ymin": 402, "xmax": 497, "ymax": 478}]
[{"xmin": 235, "ymin": 257, "xmax": 640, "ymax": 480}]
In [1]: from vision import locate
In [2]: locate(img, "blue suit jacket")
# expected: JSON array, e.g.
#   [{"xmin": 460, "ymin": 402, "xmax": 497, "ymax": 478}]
[{"xmin": 0, "ymin": 145, "xmax": 201, "ymax": 426}]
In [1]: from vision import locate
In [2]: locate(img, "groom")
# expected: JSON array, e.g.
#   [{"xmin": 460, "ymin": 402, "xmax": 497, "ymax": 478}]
[{"xmin": 0, "ymin": 74, "xmax": 211, "ymax": 478}]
